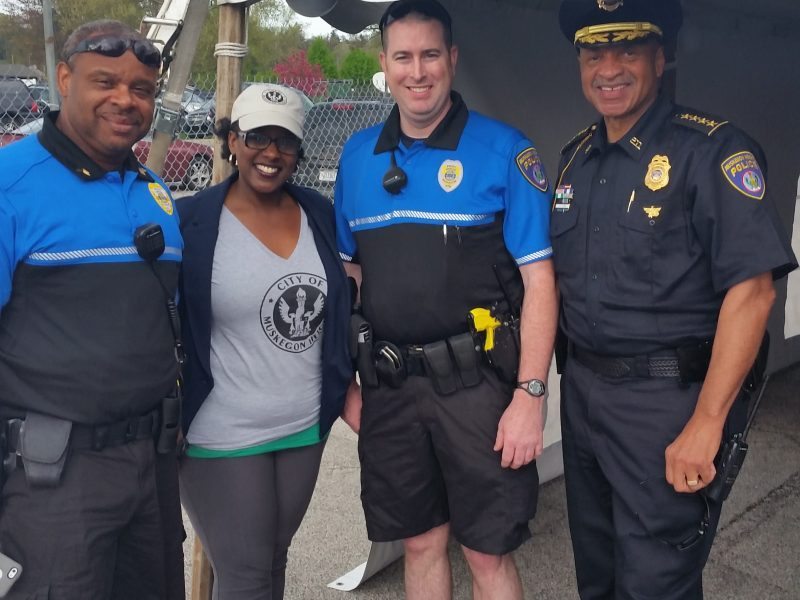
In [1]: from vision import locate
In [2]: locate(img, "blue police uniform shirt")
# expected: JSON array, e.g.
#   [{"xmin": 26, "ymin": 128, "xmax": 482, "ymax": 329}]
[
  {"xmin": 335, "ymin": 93, "xmax": 552, "ymax": 344},
  {"xmin": 551, "ymin": 94, "xmax": 797, "ymax": 356},
  {"xmin": 0, "ymin": 114, "xmax": 183, "ymax": 423}
]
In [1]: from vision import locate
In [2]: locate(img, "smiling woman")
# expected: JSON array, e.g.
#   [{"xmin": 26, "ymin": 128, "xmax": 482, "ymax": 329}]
[{"xmin": 175, "ymin": 82, "xmax": 352, "ymax": 600}]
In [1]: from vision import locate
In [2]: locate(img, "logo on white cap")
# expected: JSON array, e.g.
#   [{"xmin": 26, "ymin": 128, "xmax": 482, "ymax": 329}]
[{"xmin": 263, "ymin": 89, "xmax": 287, "ymax": 104}]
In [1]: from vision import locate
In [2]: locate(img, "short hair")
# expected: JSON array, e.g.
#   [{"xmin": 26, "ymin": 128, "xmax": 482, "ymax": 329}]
[
  {"xmin": 61, "ymin": 20, "xmax": 146, "ymax": 63},
  {"xmin": 379, "ymin": 0, "xmax": 453, "ymax": 50}
]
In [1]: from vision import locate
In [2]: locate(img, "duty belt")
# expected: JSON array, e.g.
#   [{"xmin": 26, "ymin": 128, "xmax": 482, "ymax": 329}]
[
  {"xmin": 6, "ymin": 408, "xmax": 160, "ymax": 454},
  {"xmin": 571, "ymin": 345, "xmax": 681, "ymax": 379}
]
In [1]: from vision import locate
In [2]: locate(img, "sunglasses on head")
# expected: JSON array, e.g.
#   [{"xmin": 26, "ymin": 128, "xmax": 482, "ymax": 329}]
[
  {"xmin": 237, "ymin": 131, "xmax": 302, "ymax": 155},
  {"xmin": 66, "ymin": 36, "xmax": 162, "ymax": 70},
  {"xmin": 379, "ymin": 0, "xmax": 452, "ymax": 37}
]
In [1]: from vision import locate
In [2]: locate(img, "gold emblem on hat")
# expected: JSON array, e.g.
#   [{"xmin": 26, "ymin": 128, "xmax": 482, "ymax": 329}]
[
  {"xmin": 645, "ymin": 155, "xmax": 671, "ymax": 191},
  {"xmin": 597, "ymin": 0, "xmax": 623, "ymax": 12},
  {"xmin": 644, "ymin": 206, "xmax": 662, "ymax": 219}
]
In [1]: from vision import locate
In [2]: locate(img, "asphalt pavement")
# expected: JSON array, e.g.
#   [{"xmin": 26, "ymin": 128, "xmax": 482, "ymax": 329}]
[{"xmin": 183, "ymin": 364, "xmax": 800, "ymax": 599}]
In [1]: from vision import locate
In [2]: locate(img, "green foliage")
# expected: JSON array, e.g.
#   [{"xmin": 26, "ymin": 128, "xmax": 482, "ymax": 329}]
[
  {"xmin": 307, "ymin": 37, "xmax": 337, "ymax": 79},
  {"xmin": 339, "ymin": 47, "xmax": 380, "ymax": 82}
]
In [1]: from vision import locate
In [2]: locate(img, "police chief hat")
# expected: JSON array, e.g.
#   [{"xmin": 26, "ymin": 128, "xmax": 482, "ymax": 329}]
[
  {"xmin": 230, "ymin": 83, "xmax": 305, "ymax": 140},
  {"xmin": 559, "ymin": 0, "xmax": 682, "ymax": 48},
  {"xmin": 379, "ymin": 0, "xmax": 453, "ymax": 47}
]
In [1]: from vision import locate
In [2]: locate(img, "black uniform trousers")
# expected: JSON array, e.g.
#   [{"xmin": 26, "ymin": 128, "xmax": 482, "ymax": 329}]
[
  {"xmin": 561, "ymin": 357, "xmax": 722, "ymax": 600},
  {"xmin": 0, "ymin": 438, "xmax": 183, "ymax": 600}
]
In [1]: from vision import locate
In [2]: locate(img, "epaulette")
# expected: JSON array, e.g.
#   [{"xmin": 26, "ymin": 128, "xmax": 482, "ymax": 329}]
[
  {"xmin": 673, "ymin": 107, "xmax": 729, "ymax": 137},
  {"xmin": 560, "ymin": 124, "xmax": 596, "ymax": 155}
]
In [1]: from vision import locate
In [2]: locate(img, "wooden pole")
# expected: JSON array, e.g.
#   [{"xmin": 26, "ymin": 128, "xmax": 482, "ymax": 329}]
[
  {"xmin": 211, "ymin": 3, "xmax": 247, "ymax": 185},
  {"xmin": 190, "ymin": 4, "xmax": 246, "ymax": 599}
]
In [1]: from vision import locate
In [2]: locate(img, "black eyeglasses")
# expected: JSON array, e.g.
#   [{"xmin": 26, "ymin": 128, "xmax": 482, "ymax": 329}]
[
  {"xmin": 237, "ymin": 131, "xmax": 302, "ymax": 155},
  {"xmin": 379, "ymin": 0, "xmax": 453, "ymax": 40},
  {"xmin": 66, "ymin": 36, "xmax": 162, "ymax": 70}
]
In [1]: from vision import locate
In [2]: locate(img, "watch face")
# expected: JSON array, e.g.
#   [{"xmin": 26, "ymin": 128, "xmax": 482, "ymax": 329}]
[{"xmin": 526, "ymin": 380, "xmax": 546, "ymax": 396}]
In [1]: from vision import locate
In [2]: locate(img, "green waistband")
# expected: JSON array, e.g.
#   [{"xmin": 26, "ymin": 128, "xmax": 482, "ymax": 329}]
[{"xmin": 185, "ymin": 423, "xmax": 322, "ymax": 458}]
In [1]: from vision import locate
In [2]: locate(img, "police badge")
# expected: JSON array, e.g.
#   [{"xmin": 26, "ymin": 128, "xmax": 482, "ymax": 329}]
[
  {"xmin": 597, "ymin": 0, "xmax": 623, "ymax": 12},
  {"xmin": 645, "ymin": 155, "xmax": 671, "ymax": 192}
]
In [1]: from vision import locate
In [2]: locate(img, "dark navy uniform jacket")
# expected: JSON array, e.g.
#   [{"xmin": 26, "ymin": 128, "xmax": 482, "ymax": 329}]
[
  {"xmin": 551, "ymin": 94, "xmax": 797, "ymax": 356},
  {"xmin": 0, "ymin": 113, "xmax": 182, "ymax": 424},
  {"xmin": 335, "ymin": 93, "xmax": 552, "ymax": 345}
]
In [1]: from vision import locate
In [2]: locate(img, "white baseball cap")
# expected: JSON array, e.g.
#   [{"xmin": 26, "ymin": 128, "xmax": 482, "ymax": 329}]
[{"xmin": 231, "ymin": 83, "xmax": 305, "ymax": 140}]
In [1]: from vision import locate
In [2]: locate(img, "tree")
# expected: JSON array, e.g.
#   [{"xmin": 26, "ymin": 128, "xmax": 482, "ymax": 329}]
[
  {"xmin": 273, "ymin": 50, "xmax": 325, "ymax": 97},
  {"xmin": 307, "ymin": 37, "xmax": 337, "ymax": 79},
  {"xmin": 339, "ymin": 47, "xmax": 380, "ymax": 82}
]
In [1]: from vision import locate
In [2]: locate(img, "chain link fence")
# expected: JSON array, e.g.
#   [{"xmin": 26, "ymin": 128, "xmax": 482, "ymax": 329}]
[{"xmin": 0, "ymin": 74, "xmax": 394, "ymax": 197}]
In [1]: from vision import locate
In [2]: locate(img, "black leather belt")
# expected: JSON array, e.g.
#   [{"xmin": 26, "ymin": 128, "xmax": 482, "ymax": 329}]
[
  {"xmin": 6, "ymin": 408, "xmax": 160, "ymax": 453},
  {"xmin": 571, "ymin": 345, "xmax": 681, "ymax": 379}
]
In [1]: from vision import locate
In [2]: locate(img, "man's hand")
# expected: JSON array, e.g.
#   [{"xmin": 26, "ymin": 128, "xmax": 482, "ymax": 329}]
[
  {"xmin": 494, "ymin": 390, "xmax": 545, "ymax": 469},
  {"xmin": 341, "ymin": 379, "xmax": 362, "ymax": 434},
  {"xmin": 664, "ymin": 412, "xmax": 724, "ymax": 493}
]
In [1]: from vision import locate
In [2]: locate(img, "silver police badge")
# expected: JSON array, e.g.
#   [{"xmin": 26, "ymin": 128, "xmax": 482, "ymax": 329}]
[{"xmin": 597, "ymin": 0, "xmax": 623, "ymax": 11}]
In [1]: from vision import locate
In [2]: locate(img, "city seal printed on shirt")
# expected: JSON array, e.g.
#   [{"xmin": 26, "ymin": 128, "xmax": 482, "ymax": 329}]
[
  {"xmin": 148, "ymin": 182, "xmax": 174, "ymax": 215},
  {"xmin": 644, "ymin": 155, "xmax": 671, "ymax": 192},
  {"xmin": 721, "ymin": 151, "xmax": 766, "ymax": 200},
  {"xmin": 516, "ymin": 147, "xmax": 549, "ymax": 192},
  {"xmin": 438, "ymin": 159, "xmax": 463, "ymax": 192},
  {"xmin": 260, "ymin": 272, "xmax": 327, "ymax": 353}
]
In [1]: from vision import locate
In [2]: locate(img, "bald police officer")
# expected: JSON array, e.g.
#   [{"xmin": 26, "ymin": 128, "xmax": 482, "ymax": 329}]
[{"xmin": 553, "ymin": 1, "xmax": 797, "ymax": 598}]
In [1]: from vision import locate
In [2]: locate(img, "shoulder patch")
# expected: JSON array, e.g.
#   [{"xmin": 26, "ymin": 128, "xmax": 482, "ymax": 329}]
[
  {"xmin": 720, "ymin": 151, "xmax": 766, "ymax": 200},
  {"xmin": 673, "ymin": 108, "xmax": 729, "ymax": 137},
  {"xmin": 561, "ymin": 124, "xmax": 596, "ymax": 155},
  {"xmin": 515, "ymin": 147, "xmax": 548, "ymax": 192}
]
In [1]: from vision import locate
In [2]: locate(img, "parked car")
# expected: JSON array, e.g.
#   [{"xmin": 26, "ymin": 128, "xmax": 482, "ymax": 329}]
[
  {"xmin": 27, "ymin": 84, "xmax": 57, "ymax": 114},
  {"xmin": 0, "ymin": 118, "xmax": 214, "ymax": 191},
  {"xmin": 295, "ymin": 99, "xmax": 394, "ymax": 197},
  {"xmin": 0, "ymin": 79, "xmax": 40, "ymax": 131}
]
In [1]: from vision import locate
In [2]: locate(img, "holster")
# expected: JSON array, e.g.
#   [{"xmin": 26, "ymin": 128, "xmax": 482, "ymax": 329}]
[
  {"xmin": 485, "ymin": 318, "xmax": 520, "ymax": 384},
  {"xmin": 156, "ymin": 391, "xmax": 181, "ymax": 455},
  {"xmin": 675, "ymin": 339, "xmax": 713, "ymax": 386},
  {"xmin": 351, "ymin": 314, "xmax": 378, "ymax": 387},
  {"xmin": 19, "ymin": 412, "xmax": 72, "ymax": 488}
]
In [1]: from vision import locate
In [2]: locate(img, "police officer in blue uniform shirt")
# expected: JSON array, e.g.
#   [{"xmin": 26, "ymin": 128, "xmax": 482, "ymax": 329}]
[
  {"xmin": 0, "ymin": 20, "xmax": 184, "ymax": 598},
  {"xmin": 553, "ymin": 1, "xmax": 797, "ymax": 598},
  {"xmin": 335, "ymin": 1, "xmax": 558, "ymax": 598}
]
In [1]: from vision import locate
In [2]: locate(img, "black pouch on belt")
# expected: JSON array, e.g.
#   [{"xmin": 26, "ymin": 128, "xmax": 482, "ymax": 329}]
[
  {"xmin": 448, "ymin": 332, "xmax": 483, "ymax": 388},
  {"xmin": 19, "ymin": 412, "xmax": 72, "ymax": 487},
  {"xmin": 157, "ymin": 392, "xmax": 181, "ymax": 454},
  {"xmin": 421, "ymin": 340, "xmax": 459, "ymax": 395}
]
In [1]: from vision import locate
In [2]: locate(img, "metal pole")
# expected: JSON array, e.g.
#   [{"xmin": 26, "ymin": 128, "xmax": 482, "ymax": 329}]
[
  {"xmin": 146, "ymin": 0, "xmax": 211, "ymax": 176},
  {"xmin": 42, "ymin": 0, "xmax": 59, "ymax": 109}
]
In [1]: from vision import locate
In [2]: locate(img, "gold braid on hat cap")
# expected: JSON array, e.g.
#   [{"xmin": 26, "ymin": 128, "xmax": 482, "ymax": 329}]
[{"xmin": 574, "ymin": 21, "xmax": 663, "ymax": 45}]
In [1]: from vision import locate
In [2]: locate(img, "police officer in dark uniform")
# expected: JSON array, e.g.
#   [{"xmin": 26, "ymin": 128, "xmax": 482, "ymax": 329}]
[
  {"xmin": 0, "ymin": 20, "xmax": 184, "ymax": 598},
  {"xmin": 553, "ymin": 1, "xmax": 797, "ymax": 598}
]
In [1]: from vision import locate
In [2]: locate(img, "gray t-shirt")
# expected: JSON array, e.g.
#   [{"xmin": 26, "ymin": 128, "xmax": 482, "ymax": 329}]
[{"xmin": 187, "ymin": 205, "xmax": 326, "ymax": 450}]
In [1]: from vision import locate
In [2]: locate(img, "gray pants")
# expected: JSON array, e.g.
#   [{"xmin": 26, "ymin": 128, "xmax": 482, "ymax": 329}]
[{"xmin": 179, "ymin": 442, "xmax": 325, "ymax": 600}]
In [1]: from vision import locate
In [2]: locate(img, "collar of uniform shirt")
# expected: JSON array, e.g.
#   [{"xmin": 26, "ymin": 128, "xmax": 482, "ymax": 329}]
[
  {"xmin": 373, "ymin": 91, "xmax": 469, "ymax": 154},
  {"xmin": 37, "ymin": 111, "xmax": 150, "ymax": 182},
  {"xmin": 582, "ymin": 92, "xmax": 674, "ymax": 163}
]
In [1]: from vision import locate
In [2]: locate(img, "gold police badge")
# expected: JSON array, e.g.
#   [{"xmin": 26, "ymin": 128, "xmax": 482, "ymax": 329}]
[
  {"xmin": 149, "ymin": 183, "xmax": 174, "ymax": 215},
  {"xmin": 597, "ymin": 0, "xmax": 623, "ymax": 12},
  {"xmin": 438, "ymin": 159, "xmax": 463, "ymax": 193},
  {"xmin": 644, "ymin": 155, "xmax": 671, "ymax": 192}
]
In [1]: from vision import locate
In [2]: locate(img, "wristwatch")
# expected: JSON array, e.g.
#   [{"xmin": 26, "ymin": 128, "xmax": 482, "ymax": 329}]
[{"xmin": 517, "ymin": 379, "xmax": 546, "ymax": 397}]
